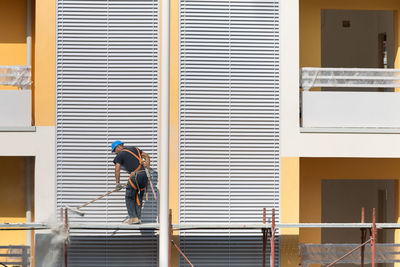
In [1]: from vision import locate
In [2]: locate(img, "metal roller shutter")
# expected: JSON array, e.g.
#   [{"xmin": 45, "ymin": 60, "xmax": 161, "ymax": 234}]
[
  {"xmin": 56, "ymin": 0, "xmax": 159, "ymax": 266},
  {"xmin": 179, "ymin": 0, "xmax": 280, "ymax": 266}
]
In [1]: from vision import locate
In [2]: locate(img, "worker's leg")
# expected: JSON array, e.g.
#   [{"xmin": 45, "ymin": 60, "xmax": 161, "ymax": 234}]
[
  {"xmin": 125, "ymin": 184, "xmax": 139, "ymax": 218},
  {"xmin": 135, "ymin": 172, "xmax": 148, "ymax": 219}
]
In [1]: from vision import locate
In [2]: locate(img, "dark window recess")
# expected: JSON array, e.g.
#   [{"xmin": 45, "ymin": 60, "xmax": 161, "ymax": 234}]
[{"xmin": 342, "ymin": 20, "xmax": 351, "ymax": 28}]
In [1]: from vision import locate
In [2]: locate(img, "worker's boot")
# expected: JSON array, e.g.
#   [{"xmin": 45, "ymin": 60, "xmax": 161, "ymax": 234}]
[{"xmin": 127, "ymin": 217, "xmax": 140, "ymax": 224}]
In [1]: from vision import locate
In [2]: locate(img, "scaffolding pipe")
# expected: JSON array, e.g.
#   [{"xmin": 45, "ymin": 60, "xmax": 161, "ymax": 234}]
[
  {"xmin": 159, "ymin": 0, "xmax": 170, "ymax": 265},
  {"xmin": 372, "ymin": 208, "xmax": 376, "ymax": 267},
  {"xmin": 25, "ymin": 157, "xmax": 32, "ymax": 267},
  {"xmin": 262, "ymin": 208, "xmax": 266, "ymax": 267},
  {"xmin": 271, "ymin": 209, "xmax": 275, "ymax": 267},
  {"xmin": 168, "ymin": 209, "xmax": 172, "ymax": 267},
  {"xmin": 64, "ymin": 208, "xmax": 68, "ymax": 267},
  {"xmin": 172, "ymin": 240, "xmax": 195, "ymax": 267},
  {"xmin": 326, "ymin": 238, "xmax": 373, "ymax": 267},
  {"xmin": 361, "ymin": 207, "xmax": 366, "ymax": 267}
]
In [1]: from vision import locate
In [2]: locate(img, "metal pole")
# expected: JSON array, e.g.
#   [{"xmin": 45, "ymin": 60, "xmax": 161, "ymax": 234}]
[
  {"xmin": 171, "ymin": 240, "xmax": 195, "ymax": 267},
  {"xmin": 270, "ymin": 209, "xmax": 275, "ymax": 267},
  {"xmin": 372, "ymin": 208, "xmax": 376, "ymax": 267},
  {"xmin": 25, "ymin": 157, "xmax": 32, "ymax": 267},
  {"xmin": 64, "ymin": 208, "xmax": 68, "ymax": 267},
  {"xmin": 159, "ymin": 0, "xmax": 170, "ymax": 265},
  {"xmin": 168, "ymin": 209, "xmax": 172, "ymax": 267},
  {"xmin": 360, "ymin": 207, "xmax": 366, "ymax": 267},
  {"xmin": 262, "ymin": 208, "xmax": 266, "ymax": 267},
  {"xmin": 326, "ymin": 238, "xmax": 372, "ymax": 267}
]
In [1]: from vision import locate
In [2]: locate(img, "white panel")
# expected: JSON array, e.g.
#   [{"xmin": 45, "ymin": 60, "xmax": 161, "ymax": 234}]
[
  {"xmin": 302, "ymin": 91, "xmax": 400, "ymax": 128},
  {"xmin": 0, "ymin": 90, "xmax": 31, "ymax": 127},
  {"xmin": 179, "ymin": 0, "xmax": 280, "ymax": 266},
  {"xmin": 56, "ymin": 0, "xmax": 158, "ymax": 266}
]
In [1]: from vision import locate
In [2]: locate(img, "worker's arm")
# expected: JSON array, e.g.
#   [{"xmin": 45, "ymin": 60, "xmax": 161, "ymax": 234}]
[
  {"xmin": 115, "ymin": 163, "xmax": 121, "ymax": 184},
  {"xmin": 142, "ymin": 151, "xmax": 151, "ymax": 168}
]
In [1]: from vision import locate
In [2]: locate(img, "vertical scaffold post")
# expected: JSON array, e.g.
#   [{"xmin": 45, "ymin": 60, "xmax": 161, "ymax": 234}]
[
  {"xmin": 168, "ymin": 209, "xmax": 172, "ymax": 267},
  {"xmin": 372, "ymin": 208, "xmax": 376, "ymax": 267},
  {"xmin": 262, "ymin": 208, "xmax": 267, "ymax": 267},
  {"xmin": 270, "ymin": 208, "xmax": 275, "ymax": 267},
  {"xmin": 361, "ymin": 207, "xmax": 365, "ymax": 267},
  {"xmin": 64, "ymin": 208, "xmax": 69, "ymax": 267}
]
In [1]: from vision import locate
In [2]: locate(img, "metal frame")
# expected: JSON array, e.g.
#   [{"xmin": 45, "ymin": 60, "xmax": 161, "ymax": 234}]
[{"xmin": 0, "ymin": 207, "xmax": 388, "ymax": 267}]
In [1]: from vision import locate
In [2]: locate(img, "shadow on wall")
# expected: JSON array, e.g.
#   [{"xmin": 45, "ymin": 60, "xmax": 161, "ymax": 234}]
[{"xmin": 0, "ymin": 0, "xmax": 28, "ymax": 43}]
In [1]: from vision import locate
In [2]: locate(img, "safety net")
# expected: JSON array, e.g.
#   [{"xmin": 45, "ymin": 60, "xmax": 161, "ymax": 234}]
[
  {"xmin": 0, "ymin": 66, "xmax": 31, "ymax": 89},
  {"xmin": 301, "ymin": 67, "xmax": 400, "ymax": 91},
  {"xmin": 300, "ymin": 243, "xmax": 400, "ymax": 266}
]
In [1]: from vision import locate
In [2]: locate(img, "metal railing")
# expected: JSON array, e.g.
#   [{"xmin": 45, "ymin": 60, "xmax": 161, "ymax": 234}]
[
  {"xmin": 300, "ymin": 67, "xmax": 400, "ymax": 91},
  {"xmin": 0, "ymin": 66, "xmax": 31, "ymax": 90},
  {"xmin": 0, "ymin": 246, "xmax": 30, "ymax": 267}
]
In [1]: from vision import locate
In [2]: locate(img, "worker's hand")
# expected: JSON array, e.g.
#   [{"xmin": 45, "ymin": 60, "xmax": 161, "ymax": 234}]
[{"xmin": 115, "ymin": 183, "xmax": 124, "ymax": 191}]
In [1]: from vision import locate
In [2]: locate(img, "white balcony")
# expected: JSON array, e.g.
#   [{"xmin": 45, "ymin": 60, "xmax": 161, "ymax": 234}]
[
  {"xmin": 300, "ymin": 68, "xmax": 400, "ymax": 131},
  {"xmin": 0, "ymin": 66, "xmax": 33, "ymax": 129}
]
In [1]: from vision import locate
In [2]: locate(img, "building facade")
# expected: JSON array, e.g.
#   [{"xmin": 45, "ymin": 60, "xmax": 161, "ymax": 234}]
[{"xmin": 1, "ymin": 0, "xmax": 400, "ymax": 266}]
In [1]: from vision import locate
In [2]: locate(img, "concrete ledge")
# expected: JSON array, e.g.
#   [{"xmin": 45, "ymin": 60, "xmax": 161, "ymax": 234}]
[
  {"xmin": 0, "ymin": 126, "xmax": 36, "ymax": 132},
  {"xmin": 301, "ymin": 127, "xmax": 400, "ymax": 134}
]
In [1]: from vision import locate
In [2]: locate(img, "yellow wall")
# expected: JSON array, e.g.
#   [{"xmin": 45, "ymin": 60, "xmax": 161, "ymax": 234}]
[
  {"xmin": 0, "ymin": 0, "xmax": 56, "ymax": 125},
  {"xmin": 169, "ymin": 0, "xmax": 180, "ymax": 266},
  {"xmin": 281, "ymin": 157, "xmax": 301, "ymax": 267},
  {"xmin": 300, "ymin": 0, "xmax": 400, "ymax": 69},
  {"xmin": 34, "ymin": 0, "xmax": 56, "ymax": 126},
  {"xmin": 0, "ymin": 157, "xmax": 31, "ymax": 246},
  {"xmin": 300, "ymin": 158, "xmax": 400, "ymax": 245}
]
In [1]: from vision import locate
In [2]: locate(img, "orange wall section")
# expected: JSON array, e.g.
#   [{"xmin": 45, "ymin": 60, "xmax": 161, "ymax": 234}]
[
  {"xmin": 34, "ymin": 0, "xmax": 56, "ymax": 126},
  {"xmin": 300, "ymin": 0, "xmax": 400, "ymax": 69},
  {"xmin": 169, "ymin": 0, "xmax": 180, "ymax": 266},
  {"xmin": 300, "ymin": 158, "xmax": 400, "ymax": 245}
]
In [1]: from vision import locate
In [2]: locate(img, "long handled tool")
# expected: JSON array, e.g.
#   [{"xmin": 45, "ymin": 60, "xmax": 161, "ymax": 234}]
[
  {"xmin": 145, "ymin": 168, "xmax": 157, "ymax": 201},
  {"xmin": 66, "ymin": 184, "xmax": 126, "ymax": 216}
]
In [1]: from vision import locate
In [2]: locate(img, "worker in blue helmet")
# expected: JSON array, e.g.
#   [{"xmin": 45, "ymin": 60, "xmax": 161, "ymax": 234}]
[{"xmin": 111, "ymin": 140, "xmax": 151, "ymax": 224}]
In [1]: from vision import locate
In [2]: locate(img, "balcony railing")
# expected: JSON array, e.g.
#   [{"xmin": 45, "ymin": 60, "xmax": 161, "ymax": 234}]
[
  {"xmin": 300, "ymin": 67, "xmax": 400, "ymax": 129},
  {"xmin": 0, "ymin": 66, "xmax": 32, "ymax": 128}
]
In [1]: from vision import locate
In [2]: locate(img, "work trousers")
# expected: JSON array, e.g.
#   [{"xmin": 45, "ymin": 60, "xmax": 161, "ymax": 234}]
[{"xmin": 125, "ymin": 171, "xmax": 148, "ymax": 219}]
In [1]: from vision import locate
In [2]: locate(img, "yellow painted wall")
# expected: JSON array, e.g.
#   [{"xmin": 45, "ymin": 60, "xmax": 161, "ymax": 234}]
[
  {"xmin": 281, "ymin": 157, "xmax": 301, "ymax": 267},
  {"xmin": 0, "ymin": 0, "xmax": 55, "ymax": 125},
  {"xmin": 0, "ymin": 157, "xmax": 30, "ymax": 246},
  {"xmin": 300, "ymin": 158, "xmax": 400, "ymax": 245},
  {"xmin": 300, "ymin": 0, "xmax": 400, "ymax": 69},
  {"xmin": 169, "ymin": 0, "xmax": 180, "ymax": 266},
  {"xmin": 34, "ymin": 0, "xmax": 55, "ymax": 126}
]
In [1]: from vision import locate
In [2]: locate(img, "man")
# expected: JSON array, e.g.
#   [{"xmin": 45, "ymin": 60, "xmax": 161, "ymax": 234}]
[{"xmin": 112, "ymin": 140, "xmax": 151, "ymax": 224}]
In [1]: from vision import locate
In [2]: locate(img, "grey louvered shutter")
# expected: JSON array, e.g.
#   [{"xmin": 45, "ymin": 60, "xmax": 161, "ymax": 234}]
[
  {"xmin": 56, "ymin": 0, "xmax": 159, "ymax": 266},
  {"xmin": 179, "ymin": 0, "xmax": 280, "ymax": 266}
]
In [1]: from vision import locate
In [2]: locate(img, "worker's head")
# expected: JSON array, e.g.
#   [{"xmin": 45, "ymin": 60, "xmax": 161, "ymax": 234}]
[{"xmin": 111, "ymin": 140, "xmax": 124, "ymax": 154}]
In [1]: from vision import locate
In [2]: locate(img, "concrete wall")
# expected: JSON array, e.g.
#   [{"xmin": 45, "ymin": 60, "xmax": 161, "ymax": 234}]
[{"xmin": 0, "ymin": 127, "xmax": 56, "ymax": 224}]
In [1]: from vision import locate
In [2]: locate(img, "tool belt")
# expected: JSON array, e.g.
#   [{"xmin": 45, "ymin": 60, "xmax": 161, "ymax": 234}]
[{"xmin": 128, "ymin": 171, "xmax": 146, "ymax": 206}]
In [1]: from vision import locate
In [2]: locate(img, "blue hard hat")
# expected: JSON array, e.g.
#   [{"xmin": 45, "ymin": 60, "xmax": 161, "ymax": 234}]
[{"xmin": 111, "ymin": 140, "xmax": 124, "ymax": 152}]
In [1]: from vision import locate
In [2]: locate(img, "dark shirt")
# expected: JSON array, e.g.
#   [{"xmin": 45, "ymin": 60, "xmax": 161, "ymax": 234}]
[{"xmin": 113, "ymin": 146, "xmax": 143, "ymax": 173}]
